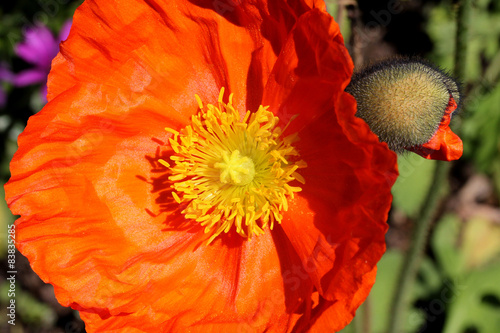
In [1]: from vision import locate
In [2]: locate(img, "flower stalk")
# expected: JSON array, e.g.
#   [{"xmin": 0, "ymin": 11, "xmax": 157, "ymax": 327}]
[
  {"xmin": 387, "ymin": 161, "xmax": 450, "ymax": 333},
  {"xmin": 454, "ymin": 0, "xmax": 472, "ymax": 80},
  {"xmin": 387, "ymin": 1, "xmax": 471, "ymax": 332}
]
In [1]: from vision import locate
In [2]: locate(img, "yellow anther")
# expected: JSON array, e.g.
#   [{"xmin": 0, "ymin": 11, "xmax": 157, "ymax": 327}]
[
  {"xmin": 165, "ymin": 127, "xmax": 179, "ymax": 136},
  {"xmin": 159, "ymin": 159, "xmax": 170, "ymax": 168},
  {"xmin": 172, "ymin": 192, "xmax": 181, "ymax": 203},
  {"xmin": 218, "ymin": 87, "xmax": 225, "ymax": 103},
  {"xmin": 195, "ymin": 94, "xmax": 204, "ymax": 110},
  {"xmin": 160, "ymin": 89, "xmax": 305, "ymax": 242}
]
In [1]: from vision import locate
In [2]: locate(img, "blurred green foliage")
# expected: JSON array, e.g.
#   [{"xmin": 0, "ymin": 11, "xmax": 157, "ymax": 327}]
[
  {"xmin": 339, "ymin": 0, "xmax": 500, "ymax": 332},
  {"xmin": 433, "ymin": 215, "xmax": 500, "ymax": 333},
  {"xmin": 343, "ymin": 214, "xmax": 500, "ymax": 333},
  {"xmin": 429, "ymin": 0, "xmax": 500, "ymax": 196},
  {"xmin": 463, "ymin": 83, "xmax": 500, "ymax": 197},
  {"xmin": 392, "ymin": 156, "xmax": 437, "ymax": 218},
  {"xmin": 0, "ymin": 281, "xmax": 56, "ymax": 329}
]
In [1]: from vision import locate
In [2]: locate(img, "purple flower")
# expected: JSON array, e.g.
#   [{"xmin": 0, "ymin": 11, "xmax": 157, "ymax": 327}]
[{"xmin": 13, "ymin": 21, "xmax": 72, "ymax": 102}]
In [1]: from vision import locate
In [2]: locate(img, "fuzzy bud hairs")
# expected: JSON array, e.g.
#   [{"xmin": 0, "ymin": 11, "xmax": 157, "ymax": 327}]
[{"xmin": 346, "ymin": 58, "xmax": 461, "ymax": 154}]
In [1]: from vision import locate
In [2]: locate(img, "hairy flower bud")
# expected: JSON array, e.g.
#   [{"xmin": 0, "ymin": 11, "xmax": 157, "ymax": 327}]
[{"xmin": 347, "ymin": 58, "xmax": 461, "ymax": 155}]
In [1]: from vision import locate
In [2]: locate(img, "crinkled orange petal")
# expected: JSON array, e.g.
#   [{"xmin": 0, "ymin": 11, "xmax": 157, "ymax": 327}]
[
  {"xmin": 263, "ymin": 9, "xmax": 353, "ymax": 133},
  {"xmin": 406, "ymin": 97, "xmax": 463, "ymax": 161},
  {"xmin": 49, "ymin": 0, "xmax": 327, "ymax": 112},
  {"xmin": 5, "ymin": 83, "xmax": 318, "ymax": 331},
  {"xmin": 308, "ymin": 267, "xmax": 378, "ymax": 332},
  {"xmin": 283, "ymin": 268, "xmax": 378, "ymax": 332},
  {"xmin": 75, "ymin": 227, "xmax": 316, "ymax": 332},
  {"xmin": 279, "ymin": 92, "xmax": 397, "ymax": 328}
]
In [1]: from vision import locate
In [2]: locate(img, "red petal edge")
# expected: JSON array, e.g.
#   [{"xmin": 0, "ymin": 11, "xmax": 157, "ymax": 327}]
[{"xmin": 407, "ymin": 97, "xmax": 463, "ymax": 161}]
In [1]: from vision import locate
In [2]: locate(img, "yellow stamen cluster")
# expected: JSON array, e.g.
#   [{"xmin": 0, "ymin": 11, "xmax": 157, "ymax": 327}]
[{"xmin": 160, "ymin": 88, "xmax": 306, "ymax": 243}]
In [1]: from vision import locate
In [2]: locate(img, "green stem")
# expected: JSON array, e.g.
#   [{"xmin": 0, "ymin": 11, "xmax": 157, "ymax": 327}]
[
  {"xmin": 388, "ymin": 1, "xmax": 471, "ymax": 332},
  {"xmin": 363, "ymin": 295, "xmax": 372, "ymax": 333},
  {"xmin": 454, "ymin": 0, "xmax": 472, "ymax": 79},
  {"xmin": 352, "ymin": 302, "xmax": 364, "ymax": 333},
  {"xmin": 387, "ymin": 162, "xmax": 450, "ymax": 333},
  {"xmin": 352, "ymin": 295, "xmax": 371, "ymax": 333}
]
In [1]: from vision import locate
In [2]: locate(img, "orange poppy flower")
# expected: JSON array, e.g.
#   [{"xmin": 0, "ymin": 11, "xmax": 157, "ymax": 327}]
[{"xmin": 5, "ymin": 0, "xmax": 398, "ymax": 332}]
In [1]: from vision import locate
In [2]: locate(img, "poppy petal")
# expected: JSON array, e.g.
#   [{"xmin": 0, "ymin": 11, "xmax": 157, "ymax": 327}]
[
  {"xmin": 263, "ymin": 9, "xmax": 353, "ymax": 132},
  {"xmin": 74, "ymin": 228, "xmax": 312, "ymax": 332},
  {"xmin": 280, "ymin": 92, "xmax": 397, "ymax": 313},
  {"xmin": 308, "ymin": 267, "xmax": 378, "ymax": 332},
  {"xmin": 407, "ymin": 97, "xmax": 463, "ymax": 161},
  {"xmin": 48, "ymin": 0, "xmax": 324, "ymax": 110},
  {"xmin": 5, "ymin": 82, "xmax": 315, "ymax": 330}
]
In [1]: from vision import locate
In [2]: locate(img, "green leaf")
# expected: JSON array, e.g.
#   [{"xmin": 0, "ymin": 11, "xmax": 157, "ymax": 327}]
[
  {"xmin": 431, "ymin": 214, "xmax": 500, "ymax": 333},
  {"xmin": 443, "ymin": 263, "xmax": 500, "ymax": 333}
]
